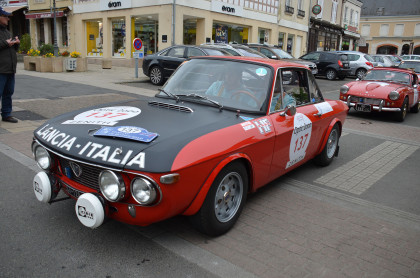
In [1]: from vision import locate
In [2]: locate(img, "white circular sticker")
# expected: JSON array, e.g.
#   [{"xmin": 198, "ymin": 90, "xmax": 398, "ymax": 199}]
[
  {"xmin": 286, "ymin": 113, "xmax": 312, "ymax": 169},
  {"xmin": 63, "ymin": 106, "xmax": 141, "ymax": 126}
]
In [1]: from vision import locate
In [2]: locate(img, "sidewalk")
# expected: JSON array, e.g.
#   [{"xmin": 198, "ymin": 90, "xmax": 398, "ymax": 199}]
[{"xmin": 1, "ymin": 64, "xmax": 420, "ymax": 278}]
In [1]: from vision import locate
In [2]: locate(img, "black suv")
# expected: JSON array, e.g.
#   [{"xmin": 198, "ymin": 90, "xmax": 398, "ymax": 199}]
[
  {"xmin": 246, "ymin": 44, "xmax": 318, "ymax": 75},
  {"xmin": 299, "ymin": 51, "xmax": 351, "ymax": 80}
]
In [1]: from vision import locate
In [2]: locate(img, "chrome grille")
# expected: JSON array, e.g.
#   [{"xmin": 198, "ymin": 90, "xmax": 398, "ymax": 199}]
[
  {"xmin": 350, "ymin": 96, "xmax": 382, "ymax": 105},
  {"xmin": 149, "ymin": 101, "xmax": 193, "ymax": 113},
  {"xmin": 58, "ymin": 156, "xmax": 101, "ymax": 190}
]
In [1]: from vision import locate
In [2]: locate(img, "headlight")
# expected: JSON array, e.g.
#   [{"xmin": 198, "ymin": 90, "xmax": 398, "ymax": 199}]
[
  {"xmin": 389, "ymin": 91, "xmax": 400, "ymax": 101},
  {"xmin": 33, "ymin": 143, "xmax": 51, "ymax": 170},
  {"xmin": 99, "ymin": 170, "xmax": 125, "ymax": 202},
  {"xmin": 340, "ymin": 85, "xmax": 349, "ymax": 94},
  {"xmin": 131, "ymin": 178, "xmax": 158, "ymax": 205}
]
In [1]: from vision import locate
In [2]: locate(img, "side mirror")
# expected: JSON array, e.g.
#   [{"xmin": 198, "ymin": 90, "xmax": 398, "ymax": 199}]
[
  {"xmin": 356, "ymin": 78, "xmax": 360, "ymax": 81},
  {"xmin": 280, "ymin": 104, "xmax": 297, "ymax": 117},
  {"xmin": 271, "ymin": 56, "xmax": 277, "ymax": 59}
]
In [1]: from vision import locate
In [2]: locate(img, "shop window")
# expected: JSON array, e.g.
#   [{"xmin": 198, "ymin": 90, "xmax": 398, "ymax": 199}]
[
  {"xmin": 212, "ymin": 23, "xmax": 248, "ymax": 44},
  {"xmin": 38, "ymin": 19, "xmax": 45, "ymax": 46},
  {"xmin": 287, "ymin": 34, "xmax": 294, "ymax": 54},
  {"xmin": 62, "ymin": 17, "xmax": 68, "ymax": 47},
  {"xmin": 86, "ymin": 21, "xmax": 103, "ymax": 57},
  {"xmin": 379, "ymin": 24, "xmax": 389, "ymax": 37},
  {"xmin": 278, "ymin": 32, "xmax": 285, "ymax": 49},
  {"xmin": 317, "ymin": 31, "xmax": 325, "ymax": 51},
  {"xmin": 259, "ymin": 29, "xmax": 269, "ymax": 44},
  {"xmin": 132, "ymin": 17, "xmax": 158, "ymax": 56},
  {"xmin": 112, "ymin": 19, "xmax": 126, "ymax": 58},
  {"xmin": 184, "ymin": 19, "xmax": 196, "ymax": 45}
]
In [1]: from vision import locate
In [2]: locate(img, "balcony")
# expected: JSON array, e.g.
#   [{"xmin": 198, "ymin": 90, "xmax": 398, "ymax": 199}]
[
  {"xmin": 285, "ymin": 6, "xmax": 294, "ymax": 15},
  {"xmin": 297, "ymin": 9, "xmax": 305, "ymax": 17}
]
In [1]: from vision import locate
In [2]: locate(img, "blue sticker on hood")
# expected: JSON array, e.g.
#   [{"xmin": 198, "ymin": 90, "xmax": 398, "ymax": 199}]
[
  {"xmin": 240, "ymin": 116, "xmax": 254, "ymax": 121},
  {"xmin": 94, "ymin": 126, "xmax": 159, "ymax": 143}
]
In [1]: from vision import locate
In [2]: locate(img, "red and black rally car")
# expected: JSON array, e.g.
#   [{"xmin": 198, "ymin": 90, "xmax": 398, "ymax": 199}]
[{"xmin": 32, "ymin": 56, "xmax": 348, "ymax": 236}]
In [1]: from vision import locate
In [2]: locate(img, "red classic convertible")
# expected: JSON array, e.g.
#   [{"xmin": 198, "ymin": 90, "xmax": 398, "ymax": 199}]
[
  {"xmin": 339, "ymin": 67, "xmax": 419, "ymax": 121},
  {"xmin": 32, "ymin": 56, "xmax": 348, "ymax": 236}
]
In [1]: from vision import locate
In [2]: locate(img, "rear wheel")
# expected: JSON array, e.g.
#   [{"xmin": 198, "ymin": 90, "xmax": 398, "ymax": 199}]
[
  {"xmin": 356, "ymin": 68, "xmax": 367, "ymax": 79},
  {"xmin": 149, "ymin": 66, "xmax": 164, "ymax": 85},
  {"xmin": 314, "ymin": 124, "xmax": 340, "ymax": 166},
  {"xmin": 325, "ymin": 69, "xmax": 337, "ymax": 80},
  {"xmin": 190, "ymin": 162, "xmax": 248, "ymax": 236},
  {"xmin": 396, "ymin": 98, "xmax": 409, "ymax": 122}
]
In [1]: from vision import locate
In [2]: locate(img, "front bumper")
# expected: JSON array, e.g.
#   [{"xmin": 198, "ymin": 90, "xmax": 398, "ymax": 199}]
[{"xmin": 341, "ymin": 100, "xmax": 401, "ymax": 112}]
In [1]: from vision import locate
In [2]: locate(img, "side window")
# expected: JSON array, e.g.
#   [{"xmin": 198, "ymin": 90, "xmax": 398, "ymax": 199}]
[
  {"xmin": 260, "ymin": 48, "xmax": 275, "ymax": 58},
  {"xmin": 187, "ymin": 47, "xmax": 205, "ymax": 57},
  {"xmin": 319, "ymin": 53, "xmax": 328, "ymax": 61},
  {"xmin": 282, "ymin": 69, "xmax": 311, "ymax": 107},
  {"xmin": 303, "ymin": 52, "xmax": 320, "ymax": 61},
  {"xmin": 308, "ymin": 72, "xmax": 324, "ymax": 103},
  {"xmin": 167, "ymin": 47, "xmax": 185, "ymax": 58}
]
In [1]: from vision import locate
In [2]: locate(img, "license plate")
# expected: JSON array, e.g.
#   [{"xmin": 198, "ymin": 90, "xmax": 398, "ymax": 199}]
[
  {"xmin": 355, "ymin": 103, "xmax": 371, "ymax": 112},
  {"xmin": 63, "ymin": 182, "xmax": 84, "ymax": 198},
  {"xmin": 312, "ymin": 69, "xmax": 318, "ymax": 75}
]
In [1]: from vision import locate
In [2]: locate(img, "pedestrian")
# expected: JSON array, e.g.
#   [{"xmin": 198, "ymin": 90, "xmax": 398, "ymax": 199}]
[{"xmin": 0, "ymin": 7, "xmax": 20, "ymax": 123}]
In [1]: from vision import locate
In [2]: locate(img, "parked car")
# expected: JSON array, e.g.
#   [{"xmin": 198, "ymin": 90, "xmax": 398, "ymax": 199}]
[
  {"xmin": 142, "ymin": 45, "xmax": 231, "ymax": 85},
  {"xmin": 200, "ymin": 43, "xmax": 267, "ymax": 58},
  {"xmin": 371, "ymin": 54, "xmax": 401, "ymax": 67},
  {"xmin": 398, "ymin": 60, "xmax": 420, "ymax": 79},
  {"xmin": 299, "ymin": 51, "xmax": 350, "ymax": 80},
  {"xmin": 246, "ymin": 43, "xmax": 318, "ymax": 75},
  {"xmin": 339, "ymin": 67, "xmax": 419, "ymax": 121},
  {"xmin": 401, "ymin": 55, "xmax": 420, "ymax": 61},
  {"xmin": 335, "ymin": 51, "xmax": 376, "ymax": 79},
  {"xmin": 32, "ymin": 56, "xmax": 348, "ymax": 236}
]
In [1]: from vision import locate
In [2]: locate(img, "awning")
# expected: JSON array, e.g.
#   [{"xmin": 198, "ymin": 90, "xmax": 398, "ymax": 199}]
[
  {"xmin": 3, "ymin": 6, "xmax": 27, "ymax": 13},
  {"xmin": 343, "ymin": 30, "xmax": 361, "ymax": 39},
  {"xmin": 25, "ymin": 8, "xmax": 68, "ymax": 19}
]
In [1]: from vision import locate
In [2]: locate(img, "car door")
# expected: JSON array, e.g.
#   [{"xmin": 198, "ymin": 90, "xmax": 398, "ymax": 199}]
[
  {"xmin": 161, "ymin": 46, "xmax": 187, "ymax": 77},
  {"xmin": 268, "ymin": 68, "xmax": 332, "ymax": 179}
]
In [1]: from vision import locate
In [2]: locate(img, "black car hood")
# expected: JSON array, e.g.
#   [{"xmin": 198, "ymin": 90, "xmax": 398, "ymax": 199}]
[
  {"xmin": 34, "ymin": 97, "xmax": 251, "ymax": 172},
  {"xmin": 286, "ymin": 58, "xmax": 316, "ymax": 67}
]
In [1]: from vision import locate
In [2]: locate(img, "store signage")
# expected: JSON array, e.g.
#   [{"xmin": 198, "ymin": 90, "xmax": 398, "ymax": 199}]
[
  {"xmin": 100, "ymin": 0, "xmax": 131, "ymax": 11},
  {"xmin": 211, "ymin": 0, "xmax": 243, "ymax": 17},
  {"xmin": 25, "ymin": 11, "xmax": 64, "ymax": 19}
]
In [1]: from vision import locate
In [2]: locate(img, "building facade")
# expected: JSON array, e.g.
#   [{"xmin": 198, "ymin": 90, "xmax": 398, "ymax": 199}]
[
  {"xmin": 340, "ymin": 0, "xmax": 362, "ymax": 51},
  {"xmin": 359, "ymin": 0, "xmax": 420, "ymax": 55},
  {"xmin": 2, "ymin": 0, "xmax": 29, "ymax": 37}
]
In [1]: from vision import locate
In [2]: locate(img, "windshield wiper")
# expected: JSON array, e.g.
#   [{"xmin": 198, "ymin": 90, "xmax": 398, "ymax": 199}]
[
  {"xmin": 158, "ymin": 89, "xmax": 179, "ymax": 102},
  {"xmin": 176, "ymin": 93, "xmax": 223, "ymax": 110}
]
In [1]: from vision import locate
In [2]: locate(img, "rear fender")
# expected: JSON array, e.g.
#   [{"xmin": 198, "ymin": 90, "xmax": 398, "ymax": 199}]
[
  {"xmin": 182, "ymin": 153, "xmax": 252, "ymax": 216},
  {"xmin": 316, "ymin": 118, "xmax": 342, "ymax": 155}
]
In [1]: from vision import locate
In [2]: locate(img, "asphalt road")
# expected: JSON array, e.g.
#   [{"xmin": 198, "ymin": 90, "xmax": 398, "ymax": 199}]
[{"xmin": 1, "ymin": 74, "xmax": 419, "ymax": 277}]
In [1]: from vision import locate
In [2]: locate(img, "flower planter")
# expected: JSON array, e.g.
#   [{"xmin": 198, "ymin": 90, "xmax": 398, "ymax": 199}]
[
  {"xmin": 23, "ymin": 56, "xmax": 41, "ymax": 71},
  {"xmin": 39, "ymin": 57, "xmax": 63, "ymax": 73}
]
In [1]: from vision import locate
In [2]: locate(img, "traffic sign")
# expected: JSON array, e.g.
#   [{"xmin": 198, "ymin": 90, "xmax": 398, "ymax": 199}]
[
  {"xmin": 133, "ymin": 52, "xmax": 144, "ymax": 59},
  {"xmin": 133, "ymin": 38, "xmax": 143, "ymax": 51}
]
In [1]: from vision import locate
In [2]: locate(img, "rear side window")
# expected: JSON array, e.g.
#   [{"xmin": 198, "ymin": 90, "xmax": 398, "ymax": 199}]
[
  {"xmin": 364, "ymin": 55, "xmax": 374, "ymax": 62},
  {"xmin": 320, "ymin": 53, "xmax": 333, "ymax": 62},
  {"xmin": 347, "ymin": 54, "xmax": 359, "ymax": 61},
  {"xmin": 339, "ymin": 54, "xmax": 348, "ymax": 61},
  {"xmin": 303, "ymin": 52, "xmax": 320, "ymax": 60},
  {"xmin": 167, "ymin": 47, "xmax": 185, "ymax": 58},
  {"xmin": 187, "ymin": 48, "xmax": 206, "ymax": 57}
]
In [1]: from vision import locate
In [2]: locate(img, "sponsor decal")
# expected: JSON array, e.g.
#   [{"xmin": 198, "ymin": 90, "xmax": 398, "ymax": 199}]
[
  {"xmin": 241, "ymin": 121, "xmax": 255, "ymax": 131},
  {"xmin": 69, "ymin": 161, "xmax": 82, "ymax": 177},
  {"xmin": 314, "ymin": 102, "xmax": 333, "ymax": 114},
  {"xmin": 62, "ymin": 106, "xmax": 141, "ymax": 126},
  {"xmin": 34, "ymin": 181, "xmax": 42, "ymax": 194},
  {"xmin": 77, "ymin": 205, "xmax": 94, "ymax": 219},
  {"xmin": 286, "ymin": 113, "xmax": 312, "ymax": 169},
  {"xmin": 94, "ymin": 126, "xmax": 159, "ymax": 143},
  {"xmin": 253, "ymin": 118, "xmax": 272, "ymax": 134},
  {"xmin": 36, "ymin": 124, "xmax": 146, "ymax": 169}
]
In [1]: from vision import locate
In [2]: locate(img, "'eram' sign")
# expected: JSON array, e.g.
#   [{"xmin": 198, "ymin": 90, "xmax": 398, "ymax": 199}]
[{"xmin": 100, "ymin": 0, "xmax": 131, "ymax": 11}]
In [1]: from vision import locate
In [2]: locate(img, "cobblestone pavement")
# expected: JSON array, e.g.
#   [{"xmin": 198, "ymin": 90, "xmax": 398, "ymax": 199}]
[{"xmin": 1, "ymin": 64, "xmax": 419, "ymax": 278}]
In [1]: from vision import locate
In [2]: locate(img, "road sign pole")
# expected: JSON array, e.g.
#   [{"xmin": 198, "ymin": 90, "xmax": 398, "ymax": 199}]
[
  {"xmin": 133, "ymin": 38, "xmax": 143, "ymax": 79},
  {"xmin": 135, "ymin": 57, "xmax": 138, "ymax": 78}
]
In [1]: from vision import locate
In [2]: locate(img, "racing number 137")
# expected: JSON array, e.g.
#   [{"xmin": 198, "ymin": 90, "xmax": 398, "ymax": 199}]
[{"xmin": 294, "ymin": 133, "xmax": 309, "ymax": 153}]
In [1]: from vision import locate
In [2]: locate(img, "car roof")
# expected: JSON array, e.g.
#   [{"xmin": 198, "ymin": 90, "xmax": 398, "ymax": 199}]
[
  {"xmin": 371, "ymin": 67, "xmax": 414, "ymax": 74},
  {"xmin": 190, "ymin": 55, "xmax": 309, "ymax": 70}
]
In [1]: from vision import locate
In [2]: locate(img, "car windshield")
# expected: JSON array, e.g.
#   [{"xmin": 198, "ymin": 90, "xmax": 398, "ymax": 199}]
[
  {"xmin": 364, "ymin": 70, "xmax": 411, "ymax": 84},
  {"xmin": 272, "ymin": 48, "xmax": 294, "ymax": 59},
  {"xmin": 399, "ymin": 61, "xmax": 420, "ymax": 73},
  {"xmin": 158, "ymin": 59, "xmax": 273, "ymax": 113}
]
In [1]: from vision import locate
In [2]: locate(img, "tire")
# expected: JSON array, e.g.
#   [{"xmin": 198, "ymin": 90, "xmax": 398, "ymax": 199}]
[
  {"xmin": 325, "ymin": 69, "xmax": 337, "ymax": 80},
  {"xmin": 396, "ymin": 98, "xmax": 409, "ymax": 122},
  {"xmin": 149, "ymin": 66, "xmax": 164, "ymax": 85},
  {"xmin": 190, "ymin": 162, "xmax": 248, "ymax": 236},
  {"xmin": 410, "ymin": 100, "xmax": 420, "ymax": 113},
  {"xmin": 338, "ymin": 75, "xmax": 346, "ymax": 80},
  {"xmin": 314, "ymin": 124, "xmax": 340, "ymax": 167},
  {"xmin": 356, "ymin": 68, "xmax": 367, "ymax": 79}
]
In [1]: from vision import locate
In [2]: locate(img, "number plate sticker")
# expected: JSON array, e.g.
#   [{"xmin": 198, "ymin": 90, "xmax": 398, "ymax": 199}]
[
  {"xmin": 94, "ymin": 126, "xmax": 159, "ymax": 143},
  {"xmin": 286, "ymin": 113, "xmax": 312, "ymax": 169},
  {"xmin": 355, "ymin": 103, "xmax": 371, "ymax": 112}
]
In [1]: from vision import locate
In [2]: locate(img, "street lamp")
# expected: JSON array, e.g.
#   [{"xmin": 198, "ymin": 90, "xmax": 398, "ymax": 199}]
[{"xmin": 52, "ymin": 0, "xmax": 59, "ymax": 56}]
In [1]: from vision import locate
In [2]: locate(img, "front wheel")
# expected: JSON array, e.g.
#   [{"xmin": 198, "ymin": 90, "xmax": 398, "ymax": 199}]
[
  {"xmin": 190, "ymin": 162, "xmax": 248, "ymax": 236},
  {"xmin": 396, "ymin": 98, "xmax": 409, "ymax": 122},
  {"xmin": 314, "ymin": 124, "xmax": 340, "ymax": 166},
  {"xmin": 356, "ymin": 68, "xmax": 367, "ymax": 79}
]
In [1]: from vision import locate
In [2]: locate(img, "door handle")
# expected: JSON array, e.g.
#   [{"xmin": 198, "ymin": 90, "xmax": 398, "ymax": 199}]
[{"xmin": 313, "ymin": 112, "xmax": 322, "ymax": 117}]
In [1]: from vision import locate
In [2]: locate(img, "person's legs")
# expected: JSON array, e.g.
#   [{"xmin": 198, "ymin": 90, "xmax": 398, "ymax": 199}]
[{"xmin": 0, "ymin": 73, "xmax": 15, "ymax": 119}]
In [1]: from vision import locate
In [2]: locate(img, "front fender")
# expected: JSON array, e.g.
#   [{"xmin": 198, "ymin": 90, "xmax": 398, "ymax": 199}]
[
  {"xmin": 182, "ymin": 153, "xmax": 252, "ymax": 216},
  {"xmin": 316, "ymin": 118, "xmax": 342, "ymax": 155}
]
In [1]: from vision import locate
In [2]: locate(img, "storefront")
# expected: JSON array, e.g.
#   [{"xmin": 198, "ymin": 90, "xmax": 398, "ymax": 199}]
[
  {"xmin": 308, "ymin": 18, "xmax": 342, "ymax": 52},
  {"xmin": 212, "ymin": 23, "xmax": 249, "ymax": 44},
  {"xmin": 341, "ymin": 26, "xmax": 360, "ymax": 51}
]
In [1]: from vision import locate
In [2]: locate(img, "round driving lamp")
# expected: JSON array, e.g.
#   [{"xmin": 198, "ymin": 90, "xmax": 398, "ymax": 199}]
[
  {"xmin": 389, "ymin": 91, "xmax": 400, "ymax": 101},
  {"xmin": 131, "ymin": 178, "xmax": 157, "ymax": 205},
  {"xmin": 33, "ymin": 143, "xmax": 51, "ymax": 170},
  {"xmin": 98, "ymin": 170, "xmax": 125, "ymax": 202},
  {"xmin": 340, "ymin": 85, "xmax": 349, "ymax": 94}
]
